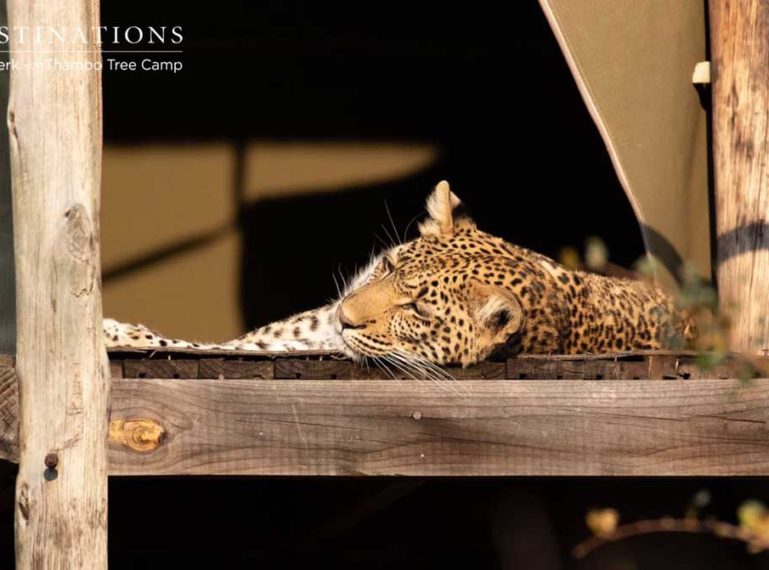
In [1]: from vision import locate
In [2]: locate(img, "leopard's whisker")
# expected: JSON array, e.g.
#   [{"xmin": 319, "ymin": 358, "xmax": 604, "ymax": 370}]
[
  {"xmin": 372, "ymin": 356, "xmax": 396, "ymax": 380},
  {"xmin": 383, "ymin": 200, "xmax": 403, "ymax": 246},
  {"xmin": 388, "ymin": 349, "xmax": 464, "ymax": 397}
]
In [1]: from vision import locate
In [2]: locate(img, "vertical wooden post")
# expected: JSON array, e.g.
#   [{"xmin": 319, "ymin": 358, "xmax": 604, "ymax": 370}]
[
  {"xmin": 710, "ymin": 1, "xmax": 769, "ymax": 355},
  {"xmin": 7, "ymin": 0, "xmax": 109, "ymax": 568},
  {"xmin": 0, "ymin": 0, "xmax": 14, "ymax": 354}
]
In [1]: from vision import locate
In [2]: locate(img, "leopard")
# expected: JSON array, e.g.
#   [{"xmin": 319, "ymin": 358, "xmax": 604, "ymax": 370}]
[{"xmin": 105, "ymin": 181, "xmax": 696, "ymax": 368}]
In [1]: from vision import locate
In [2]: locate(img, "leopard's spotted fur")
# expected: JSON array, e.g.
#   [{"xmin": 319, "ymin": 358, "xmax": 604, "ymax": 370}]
[{"xmin": 106, "ymin": 181, "xmax": 696, "ymax": 367}]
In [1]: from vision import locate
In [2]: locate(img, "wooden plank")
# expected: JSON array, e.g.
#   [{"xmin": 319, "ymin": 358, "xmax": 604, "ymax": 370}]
[
  {"xmin": 109, "ymin": 361, "xmax": 124, "ymax": 379},
  {"xmin": 0, "ymin": 364, "xmax": 18, "ymax": 461},
  {"xmin": 644, "ymin": 355, "xmax": 682, "ymax": 380},
  {"xmin": 2, "ymin": 370, "xmax": 769, "ymax": 475},
  {"xmin": 507, "ymin": 355, "xmax": 755, "ymax": 380},
  {"xmin": 5, "ymin": 352, "xmax": 767, "ymax": 381},
  {"xmin": 274, "ymin": 358, "xmax": 401, "ymax": 380},
  {"xmin": 450, "ymin": 361, "xmax": 506, "ymax": 380},
  {"xmin": 507, "ymin": 357, "xmax": 628, "ymax": 380},
  {"xmin": 124, "ymin": 359, "xmax": 199, "ymax": 379},
  {"xmin": 21, "ymin": 352, "xmax": 769, "ymax": 381},
  {"xmin": 199, "ymin": 358, "xmax": 273, "ymax": 379},
  {"xmin": 274, "ymin": 358, "xmax": 504, "ymax": 380},
  {"xmin": 101, "ymin": 377, "xmax": 769, "ymax": 476},
  {"xmin": 7, "ymin": 0, "xmax": 108, "ymax": 566},
  {"xmin": 710, "ymin": 1, "xmax": 769, "ymax": 355}
]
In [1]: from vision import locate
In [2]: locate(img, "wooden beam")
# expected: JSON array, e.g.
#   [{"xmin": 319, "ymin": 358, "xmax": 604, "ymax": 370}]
[
  {"xmin": 7, "ymin": 0, "xmax": 108, "ymax": 567},
  {"xmin": 4, "ymin": 372, "xmax": 769, "ymax": 476},
  {"xmin": 88, "ymin": 377, "xmax": 769, "ymax": 476},
  {"xmin": 710, "ymin": 1, "xmax": 769, "ymax": 355},
  {"xmin": 105, "ymin": 349, "xmax": 763, "ymax": 381},
  {"xmin": 0, "ymin": 357, "xmax": 18, "ymax": 462}
]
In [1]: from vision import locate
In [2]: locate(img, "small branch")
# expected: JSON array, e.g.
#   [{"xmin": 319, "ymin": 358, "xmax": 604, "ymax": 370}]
[{"xmin": 573, "ymin": 518, "xmax": 769, "ymax": 559}]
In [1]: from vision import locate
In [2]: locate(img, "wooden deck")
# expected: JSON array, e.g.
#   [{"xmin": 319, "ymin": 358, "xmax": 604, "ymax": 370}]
[
  {"xmin": 106, "ymin": 348, "xmax": 756, "ymax": 381},
  {"xmin": 1, "ymin": 351, "xmax": 768, "ymax": 477}
]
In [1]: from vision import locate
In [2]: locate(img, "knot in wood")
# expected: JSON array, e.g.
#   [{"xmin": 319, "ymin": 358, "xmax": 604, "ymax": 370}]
[
  {"xmin": 109, "ymin": 419, "xmax": 165, "ymax": 453},
  {"xmin": 62, "ymin": 203, "xmax": 94, "ymax": 262}
]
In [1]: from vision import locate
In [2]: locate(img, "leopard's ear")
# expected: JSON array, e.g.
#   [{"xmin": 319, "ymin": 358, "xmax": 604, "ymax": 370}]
[
  {"xmin": 418, "ymin": 180, "xmax": 476, "ymax": 236},
  {"xmin": 470, "ymin": 284, "xmax": 525, "ymax": 359}
]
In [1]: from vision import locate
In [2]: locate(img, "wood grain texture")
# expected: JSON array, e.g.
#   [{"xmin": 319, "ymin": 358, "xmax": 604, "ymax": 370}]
[
  {"xmin": 2, "ymin": 361, "xmax": 769, "ymax": 475},
  {"xmin": 198, "ymin": 358, "xmax": 273, "ymax": 379},
  {"xmin": 106, "ymin": 377, "xmax": 769, "ymax": 476},
  {"xmin": 7, "ymin": 0, "xmax": 109, "ymax": 566},
  {"xmin": 124, "ymin": 358, "xmax": 199, "ymax": 379},
  {"xmin": 106, "ymin": 351, "xmax": 762, "ymax": 381},
  {"xmin": 710, "ymin": 0, "xmax": 769, "ymax": 355},
  {"xmin": 0, "ymin": 364, "xmax": 18, "ymax": 461}
]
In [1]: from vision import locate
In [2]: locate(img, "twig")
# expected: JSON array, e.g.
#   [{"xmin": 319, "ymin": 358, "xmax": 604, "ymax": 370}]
[{"xmin": 573, "ymin": 517, "xmax": 769, "ymax": 559}]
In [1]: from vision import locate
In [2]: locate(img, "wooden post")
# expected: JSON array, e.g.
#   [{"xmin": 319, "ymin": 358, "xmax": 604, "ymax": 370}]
[
  {"xmin": 0, "ymin": 0, "xmax": 13, "ymax": 354},
  {"xmin": 7, "ymin": 0, "xmax": 109, "ymax": 567},
  {"xmin": 710, "ymin": 1, "xmax": 769, "ymax": 355}
]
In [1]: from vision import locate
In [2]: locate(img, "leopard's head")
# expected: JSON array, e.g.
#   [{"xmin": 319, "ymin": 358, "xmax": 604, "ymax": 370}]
[{"xmin": 337, "ymin": 181, "xmax": 524, "ymax": 367}]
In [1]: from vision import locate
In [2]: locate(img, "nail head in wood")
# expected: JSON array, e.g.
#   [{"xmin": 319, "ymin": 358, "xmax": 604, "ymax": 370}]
[{"xmin": 44, "ymin": 453, "xmax": 58, "ymax": 469}]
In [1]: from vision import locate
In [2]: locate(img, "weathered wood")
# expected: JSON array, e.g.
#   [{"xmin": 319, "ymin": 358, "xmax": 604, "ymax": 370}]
[
  {"xmin": 508, "ymin": 357, "xmax": 630, "ymax": 380},
  {"xmin": 0, "ymin": 363, "xmax": 18, "ymax": 461},
  {"xmin": 6, "ymin": 348, "xmax": 765, "ymax": 390},
  {"xmin": 710, "ymin": 1, "xmax": 769, "ymax": 355},
  {"xmin": 448, "ymin": 361, "xmax": 506, "ymax": 380},
  {"xmin": 198, "ymin": 358, "xmax": 274, "ymax": 379},
  {"xmin": 274, "ymin": 358, "xmax": 396, "ymax": 380},
  {"xmin": 110, "ymin": 361, "xmax": 124, "ymax": 379},
  {"xmin": 1, "ymin": 359, "xmax": 768, "ymax": 475},
  {"xmin": 7, "ymin": 0, "xmax": 108, "ymax": 566},
  {"xmin": 124, "ymin": 358, "xmax": 199, "ymax": 379},
  {"xmin": 102, "ymin": 377, "xmax": 769, "ymax": 476},
  {"xmin": 508, "ymin": 354, "xmax": 749, "ymax": 380},
  {"xmin": 106, "ymin": 351, "xmax": 763, "ymax": 381}
]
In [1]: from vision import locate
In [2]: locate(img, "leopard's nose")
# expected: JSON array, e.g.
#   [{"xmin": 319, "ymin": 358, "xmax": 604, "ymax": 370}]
[{"xmin": 337, "ymin": 305, "xmax": 364, "ymax": 330}]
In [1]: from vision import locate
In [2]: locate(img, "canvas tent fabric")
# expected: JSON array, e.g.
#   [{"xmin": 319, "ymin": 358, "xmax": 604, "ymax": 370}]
[{"xmin": 538, "ymin": 0, "xmax": 710, "ymax": 287}]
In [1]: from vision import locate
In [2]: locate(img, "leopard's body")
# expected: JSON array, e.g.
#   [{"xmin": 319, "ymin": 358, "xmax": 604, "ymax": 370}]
[{"xmin": 105, "ymin": 182, "xmax": 695, "ymax": 368}]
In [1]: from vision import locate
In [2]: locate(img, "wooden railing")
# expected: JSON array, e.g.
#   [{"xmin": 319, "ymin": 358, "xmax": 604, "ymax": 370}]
[{"xmin": 1, "ymin": 351, "xmax": 768, "ymax": 478}]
